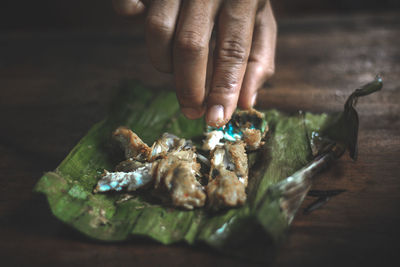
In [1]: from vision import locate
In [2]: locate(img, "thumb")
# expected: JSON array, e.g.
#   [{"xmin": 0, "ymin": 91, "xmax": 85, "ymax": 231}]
[{"xmin": 112, "ymin": 0, "xmax": 148, "ymax": 16}]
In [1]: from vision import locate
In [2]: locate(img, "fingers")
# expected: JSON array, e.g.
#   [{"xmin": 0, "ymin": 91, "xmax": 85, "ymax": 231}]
[
  {"xmin": 114, "ymin": 0, "xmax": 276, "ymax": 125},
  {"xmin": 112, "ymin": 0, "xmax": 147, "ymax": 16},
  {"xmin": 238, "ymin": 0, "xmax": 277, "ymax": 109},
  {"xmin": 206, "ymin": 0, "xmax": 257, "ymax": 127},
  {"xmin": 173, "ymin": 0, "xmax": 219, "ymax": 119},
  {"xmin": 145, "ymin": 0, "xmax": 181, "ymax": 72}
]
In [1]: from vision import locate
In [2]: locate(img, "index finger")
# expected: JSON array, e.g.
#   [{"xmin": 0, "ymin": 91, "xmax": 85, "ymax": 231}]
[
  {"xmin": 205, "ymin": 0, "xmax": 257, "ymax": 127},
  {"xmin": 173, "ymin": 0, "xmax": 219, "ymax": 119}
]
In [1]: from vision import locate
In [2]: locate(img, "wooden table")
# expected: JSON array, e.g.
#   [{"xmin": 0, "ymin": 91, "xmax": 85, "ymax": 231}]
[{"xmin": 1, "ymin": 12, "xmax": 399, "ymax": 267}]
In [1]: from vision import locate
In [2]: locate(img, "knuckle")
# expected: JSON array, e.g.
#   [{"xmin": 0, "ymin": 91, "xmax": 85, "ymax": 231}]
[
  {"xmin": 177, "ymin": 89, "xmax": 203, "ymax": 107},
  {"xmin": 213, "ymin": 71, "xmax": 241, "ymax": 94},
  {"xmin": 152, "ymin": 60, "xmax": 172, "ymax": 73},
  {"xmin": 218, "ymin": 38, "xmax": 248, "ymax": 63},
  {"xmin": 257, "ymin": 64, "xmax": 274, "ymax": 78},
  {"xmin": 178, "ymin": 94, "xmax": 203, "ymax": 108},
  {"xmin": 113, "ymin": 0, "xmax": 145, "ymax": 16},
  {"xmin": 213, "ymin": 84, "xmax": 239, "ymax": 95},
  {"xmin": 175, "ymin": 30, "xmax": 208, "ymax": 58},
  {"xmin": 264, "ymin": 64, "xmax": 275, "ymax": 77},
  {"xmin": 146, "ymin": 16, "xmax": 174, "ymax": 38}
]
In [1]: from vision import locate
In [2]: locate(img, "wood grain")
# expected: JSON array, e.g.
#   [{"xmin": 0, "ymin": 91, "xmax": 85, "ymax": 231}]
[{"xmin": 0, "ymin": 13, "xmax": 399, "ymax": 267}]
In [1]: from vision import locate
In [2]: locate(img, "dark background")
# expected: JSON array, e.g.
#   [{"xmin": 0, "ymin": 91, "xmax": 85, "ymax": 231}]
[
  {"xmin": 1, "ymin": 0, "xmax": 400, "ymax": 30},
  {"xmin": 1, "ymin": 1, "xmax": 400, "ymax": 267}
]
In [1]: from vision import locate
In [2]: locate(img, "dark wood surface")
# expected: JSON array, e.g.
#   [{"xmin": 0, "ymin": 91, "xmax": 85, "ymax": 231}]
[{"xmin": 1, "ymin": 12, "xmax": 399, "ymax": 267}]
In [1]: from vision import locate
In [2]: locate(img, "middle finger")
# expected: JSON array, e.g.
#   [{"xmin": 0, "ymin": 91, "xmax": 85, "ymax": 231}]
[{"xmin": 206, "ymin": 0, "xmax": 257, "ymax": 126}]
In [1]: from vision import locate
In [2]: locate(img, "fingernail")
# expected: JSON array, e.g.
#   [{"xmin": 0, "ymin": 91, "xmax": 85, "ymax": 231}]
[
  {"xmin": 251, "ymin": 93, "xmax": 258, "ymax": 107},
  {"xmin": 181, "ymin": 107, "xmax": 203, "ymax": 119},
  {"xmin": 206, "ymin": 105, "xmax": 225, "ymax": 127}
]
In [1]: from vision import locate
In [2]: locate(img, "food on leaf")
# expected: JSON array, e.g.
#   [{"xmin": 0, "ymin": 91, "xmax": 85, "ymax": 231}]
[
  {"xmin": 95, "ymin": 109, "xmax": 267, "ymax": 210},
  {"xmin": 34, "ymin": 77, "xmax": 382, "ymax": 263}
]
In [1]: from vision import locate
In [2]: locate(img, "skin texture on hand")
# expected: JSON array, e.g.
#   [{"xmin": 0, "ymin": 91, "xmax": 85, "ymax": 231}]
[{"xmin": 113, "ymin": 0, "xmax": 277, "ymax": 127}]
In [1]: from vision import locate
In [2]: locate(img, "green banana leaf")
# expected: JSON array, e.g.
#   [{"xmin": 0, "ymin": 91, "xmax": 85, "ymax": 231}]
[{"xmin": 34, "ymin": 77, "xmax": 382, "ymax": 263}]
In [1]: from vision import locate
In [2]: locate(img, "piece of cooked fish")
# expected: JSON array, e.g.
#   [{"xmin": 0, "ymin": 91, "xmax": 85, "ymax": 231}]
[
  {"xmin": 96, "ymin": 127, "xmax": 206, "ymax": 209},
  {"xmin": 206, "ymin": 142, "xmax": 248, "ymax": 210},
  {"xmin": 96, "ymin": 109, "xmax": 267, "ymax": 210}
]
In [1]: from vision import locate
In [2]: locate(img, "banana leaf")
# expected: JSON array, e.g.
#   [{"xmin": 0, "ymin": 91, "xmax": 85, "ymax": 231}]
[{"xmin": 34, "ymin": 77, "xmax": 382, "ymax": 263}]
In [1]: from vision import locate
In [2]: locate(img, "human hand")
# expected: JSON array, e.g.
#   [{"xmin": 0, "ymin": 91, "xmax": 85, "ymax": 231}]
[{"xmin": 113, "ymin": 0, "xmax": 277, "ymax": 127}]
